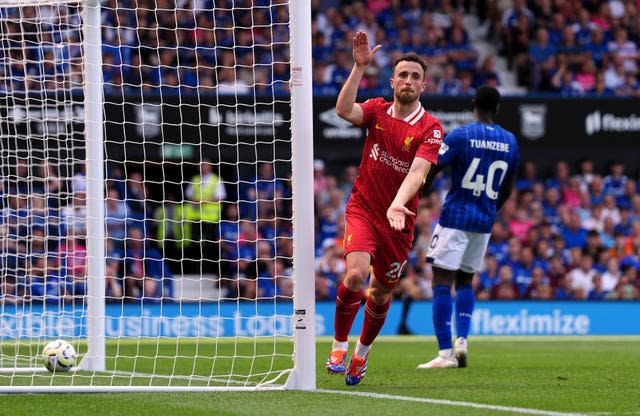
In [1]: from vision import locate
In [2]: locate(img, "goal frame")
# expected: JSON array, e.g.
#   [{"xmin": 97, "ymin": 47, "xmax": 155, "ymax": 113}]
[{"xmin": 0, "ymin": 0, "xmax": 315, "ymax": 392}]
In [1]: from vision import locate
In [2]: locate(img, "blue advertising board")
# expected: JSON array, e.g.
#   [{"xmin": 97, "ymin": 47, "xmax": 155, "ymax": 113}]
[{"xmin": 1, "ymin": 301, "xmax": 638, "ymax": 338}]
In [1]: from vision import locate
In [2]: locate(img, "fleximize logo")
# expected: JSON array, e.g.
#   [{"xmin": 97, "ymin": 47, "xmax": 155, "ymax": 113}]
[{"xmin": 585, "ymin": 110, "xmax": 640, "ymax": 136}]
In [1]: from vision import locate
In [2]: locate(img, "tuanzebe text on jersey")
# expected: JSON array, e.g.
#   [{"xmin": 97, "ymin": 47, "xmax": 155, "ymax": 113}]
[{"xmin": 437, "ymin": 121, "xmax": 520, "ymax": 233}]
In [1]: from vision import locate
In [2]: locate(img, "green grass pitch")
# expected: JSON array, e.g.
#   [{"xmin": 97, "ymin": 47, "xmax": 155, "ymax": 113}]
[{"xmin": 1, "ymin": 336, "xmax": 638, "ymax": 415}]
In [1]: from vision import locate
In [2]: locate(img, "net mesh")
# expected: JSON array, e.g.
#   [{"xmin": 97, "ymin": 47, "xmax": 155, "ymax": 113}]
[{"xmin": 0, "ymin": 0, "xmax": 295, "ymax": 388}]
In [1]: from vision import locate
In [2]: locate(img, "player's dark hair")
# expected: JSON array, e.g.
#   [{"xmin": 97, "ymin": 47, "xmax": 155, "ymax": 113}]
[
  {"xmin": 392, "ymin": 52, "xmax": 428, "ymax": 78},
  {"xmin": 472, "ymin": 85, "xmax": 501, "ymax": 116}
]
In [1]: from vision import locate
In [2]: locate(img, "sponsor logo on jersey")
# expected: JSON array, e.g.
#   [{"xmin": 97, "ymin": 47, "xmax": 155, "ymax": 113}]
[
  {"xmin": 345, "ymin": 233, "xmax": 353, "ymax": 247},
  {"xmin": 370, "ymin": 144, "xmax": 410, "ymax": 173},
  {"xmin": 369, "ymin": 143, "xmax": 380, "ymax": 161},
  {"xmin": 433, "ymin": 129, "xmax": 441, "ymax": 138},
  {"xmin": 375, "ymin": 123, "xmax": 384, "ymax": 130},
  {"xmin": 402, "ymin": 136, "xmax": 414, "ymax": 152}
]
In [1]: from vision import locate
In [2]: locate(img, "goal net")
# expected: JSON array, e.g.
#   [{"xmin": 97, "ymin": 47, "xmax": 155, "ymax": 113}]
[{"xmin": 0, "ymin": 0, "xmax": 314, "ymax": 392}]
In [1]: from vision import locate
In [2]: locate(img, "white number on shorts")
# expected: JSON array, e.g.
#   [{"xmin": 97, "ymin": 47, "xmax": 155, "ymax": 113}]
[
  {"xmin": 385, "ymin": 261, "xmax": 407, "ymax": 282},
  {"xmin": 429, "ymin": 234, "xmax": 439, "ymax": 249},
  {"xmin": 461, "ymin": 158, "xmax": 509, "ymax": 199}
]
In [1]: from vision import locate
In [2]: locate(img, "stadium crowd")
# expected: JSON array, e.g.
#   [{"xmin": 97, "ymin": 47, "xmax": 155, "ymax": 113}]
[
  {"xmin": 1, "ymin": 0, "xmax": 638, "ymax": 96},
  {"xmin": 0, "ymin": 1, "xmax": 639, "ymax": 304},
  {"xmin": 314, "ymin": 158, "xmax": 640, "ymax": 301}
]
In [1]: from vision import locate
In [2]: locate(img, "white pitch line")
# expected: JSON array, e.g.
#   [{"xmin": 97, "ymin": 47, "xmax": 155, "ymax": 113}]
[{"xmin": 316, "ymin": 389, "xmax": 587, "ymax": 416}]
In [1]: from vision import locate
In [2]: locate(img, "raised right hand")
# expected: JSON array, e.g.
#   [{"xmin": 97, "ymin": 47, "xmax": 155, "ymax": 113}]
[{"xmin": 352, "ymin": 31, "xmax": 382, "ymax": 68}]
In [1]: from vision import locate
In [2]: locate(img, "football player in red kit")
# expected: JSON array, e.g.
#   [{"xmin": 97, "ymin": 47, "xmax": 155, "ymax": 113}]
[{"xmin": 326, "ymin": 31, "xmax": 443, "ymax": 386}]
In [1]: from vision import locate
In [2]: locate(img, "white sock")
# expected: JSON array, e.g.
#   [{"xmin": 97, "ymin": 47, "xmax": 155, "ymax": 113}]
[
  {"xmin": 332, "ymin": 340, "xmax": 348, "ymax": 352},
  {"xmin": 439, "ymin": 348, "xmax": 453, "ymax": 358},
  {"xmin": 354, "ymin": 340, "xmax": 371, "ymax": 358}
]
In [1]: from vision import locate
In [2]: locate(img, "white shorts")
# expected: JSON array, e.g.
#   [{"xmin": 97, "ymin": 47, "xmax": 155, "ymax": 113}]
[{"xmin": 426, "ymin": 224, "xmax": 491, "ymax": 273}]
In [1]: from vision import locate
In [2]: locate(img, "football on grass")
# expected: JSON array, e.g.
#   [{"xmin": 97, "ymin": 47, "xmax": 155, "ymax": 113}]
[{"xmin": 42, "ymin": 340, "xmax": 77, "ymax": 372}]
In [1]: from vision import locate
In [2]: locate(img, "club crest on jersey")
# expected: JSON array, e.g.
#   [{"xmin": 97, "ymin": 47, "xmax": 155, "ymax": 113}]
[
  {"xmin": 402, "ymin": 136, "xmax": 414, "ymax": 152},
  {"xmin": 345, "ymin": 233, "xmax": 353, "ymax": 247}
]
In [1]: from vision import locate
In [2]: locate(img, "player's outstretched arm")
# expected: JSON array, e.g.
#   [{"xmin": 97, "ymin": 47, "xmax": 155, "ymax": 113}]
[
  {"xmin": 335, "ymin": 31, "xmax": 381, "ymax": 125},
  {"xmin": 387, "ymin": 158, "xmax": 433, "ymax": 231}
]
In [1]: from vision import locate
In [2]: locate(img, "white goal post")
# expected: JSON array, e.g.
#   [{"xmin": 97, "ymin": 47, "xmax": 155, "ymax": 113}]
[{"xmin": 0, "ymin": 0, "xmax": 315, "ymax": 392}]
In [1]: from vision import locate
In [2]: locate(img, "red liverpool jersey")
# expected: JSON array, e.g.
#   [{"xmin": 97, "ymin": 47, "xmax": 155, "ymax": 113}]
[{"xmin": 346, "ymin": 97, "xmax": 443, "ymax": 235}]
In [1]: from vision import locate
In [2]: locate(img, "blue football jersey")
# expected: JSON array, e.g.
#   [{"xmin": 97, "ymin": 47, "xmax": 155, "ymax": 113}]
[{"xmin": 437, "ymin": 121, "xmax": 520, "ymax": 233}]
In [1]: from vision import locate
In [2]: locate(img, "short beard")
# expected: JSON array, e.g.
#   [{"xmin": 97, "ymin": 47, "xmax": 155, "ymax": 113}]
[{"xmin": 394, "ymin": 90, "xmax": 418, "ymax": 105}]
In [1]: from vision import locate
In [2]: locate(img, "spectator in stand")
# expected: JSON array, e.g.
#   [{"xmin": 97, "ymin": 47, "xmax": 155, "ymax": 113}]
[
  {"xmin": 316, "ymin": 239, "xmax": 345, "ymax": 301},
  {"xmin": 575, "ymin": 60, "xmax": 598, "ymax": 92},
  {"xmin": 607, "ymin": 28, "xmax": 639, "ymax": 75},
  {"xmin": 500, "ymin": 0, "xmax": 534, "ymax": 66},
  {"xmin": 573, "ymin": 9, "xmax": 596, "ymax": 48},
  {"xmin": 525, "ymin": 266, "xmax": 551, "ymax": 299},
  {"xmin": 27, "ymin": 255, "xmax": 62, "ymax": 303},
  {"xmin": 574, "ymin": 157, "xmax": 596, "ymax": 193},
  {"xmin": 422, "ymin": 29, "xmax": 449, "ymax": 71},
  {"xmin": 105, "ymin": 187, "xmax": 129, "ymax": 245},
  {"xmin": 547, "ymin": 161, "xmax": 572, "ymax": 190},
  {"xmin": 28, "ymin": 193, "xmax": 60, "ymax": 240},
  {"xmin": 105, "ymin": 257, "xmax": 123, "ymax": 301},
  {"xmin": 601, "ymin": 257, "xmax": 621, "ymax": 292},
  {"xmin": 447, "ymin": 27, "xmax": 478, "ymax": 73},
  {"xmin": 557, "ymin": 27, "xmax": 587, "ymax": 69},
  {"xmin": 437, "ymin": 63, "xmax": 461, "ymax": 95},
  {"xmin": 125, "ymin": 171, "xmax": 149, "ymax": 229},
  {"xmin": 477, "ymin": 252, "xmax": 499, "ymax": 296},
  {"xmin": 61, "ymin": 190, "xmax": 88, "ymax": 239},
  {"xmin": 509, "ymin": 207, "xmax": 534, "ymax": 243},
  {"xmin": 458, "ymin": 71, "xmax": 476, "ymax": 95},
  {"xmin": 562, "ymin": 211, "xmax": 589, "ymax": 249},
  {"xmin": 542, "ymin": 187, "xmax": 562, "ymax": 225},
  {"xmin": 589, "ymin": 175, "xmax": 606, "ymax": 206},
  {"xmin": 57, "ymin": 230, "xmax": 87, "ymax": 300},
  {"xmin": 589, "ymin": 71, "xmax": 616, "ymax": 95},
  {"xmin": 491, "ymin": 264, "xmax": 518, "ymax": 300},
  {"xmin": 584, "ymin": 229, "xmax": 606, "ymax": 260},
  {"xmin": 601, "ymin": 195, "xmax": 622, "ymax": 226},
  {"xmin": 587, "ymin": 274, "xmax": 609, "ymax": 299},
  {"xmin": 313, "ymin": 159, "xmax": 329, "ymax": 197},
  {"xmin": 617, "ymin": 180, "xmax": 637, "ymax": 211},
  {"xmin": 608, "ymin": 264, "xmax": 639, "ymax": 299},
  {"xmin": 552, "ymin": 64, "xmax": 585, "ymax": 96},
  {"xmin": 546, "ymin": 253, "xmax": 567, "ymax": 288},
  {"xmin": 123, "ymin": 226, "xmax": 170, "ymax": 302},
  {"xmin": 513, "ymin": 246, "xmax": 540, "ymax": 297},
  {"xmin": 554, "ymin": 274, "xmax": 574, "ymax": 299},
  {"xmin": 516, "ymin": 160, "xmax": 540, "ymax": 192},
  {"xmin": 313, "ymin": 64, "xmax": 340, "ymax": 96},
  {"xmin": 184, "ymin": 160, "xmax": 226, "ymax": 274},
  {"xmin": 474, "ymin": 54, "xmax": 502, "ymax": 89},
  {"xmin": 569, "ymin": 251, "xmax": 597, "ymax": 298},
  {"xmin": 616, "ymin": 71, "xmax": 640, "ymax": 96},
  {"xmin": 604, "ymin": 54, "xmax": 627, "ymax": 90},
  {"xmin": 562, "ymin": 177, "xmax": 583, "ymax": 209},
  {"xmin": 487, "ymin": 221, "xmax": 510, "ymax": 263},
  {"xmin": 361, "ymin": 66, "xmax": 391, "ymax": 96},
  {"xmin": 586, "ymin": 27, "xmax": 609, "ymax": 70},
  {"xmin": 326, "ymin": 49, "xmax": 352, "ymax": 89},
  {"xmin": 602, "ymin": 161, "xmax": 628, "ymax": 198}
]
